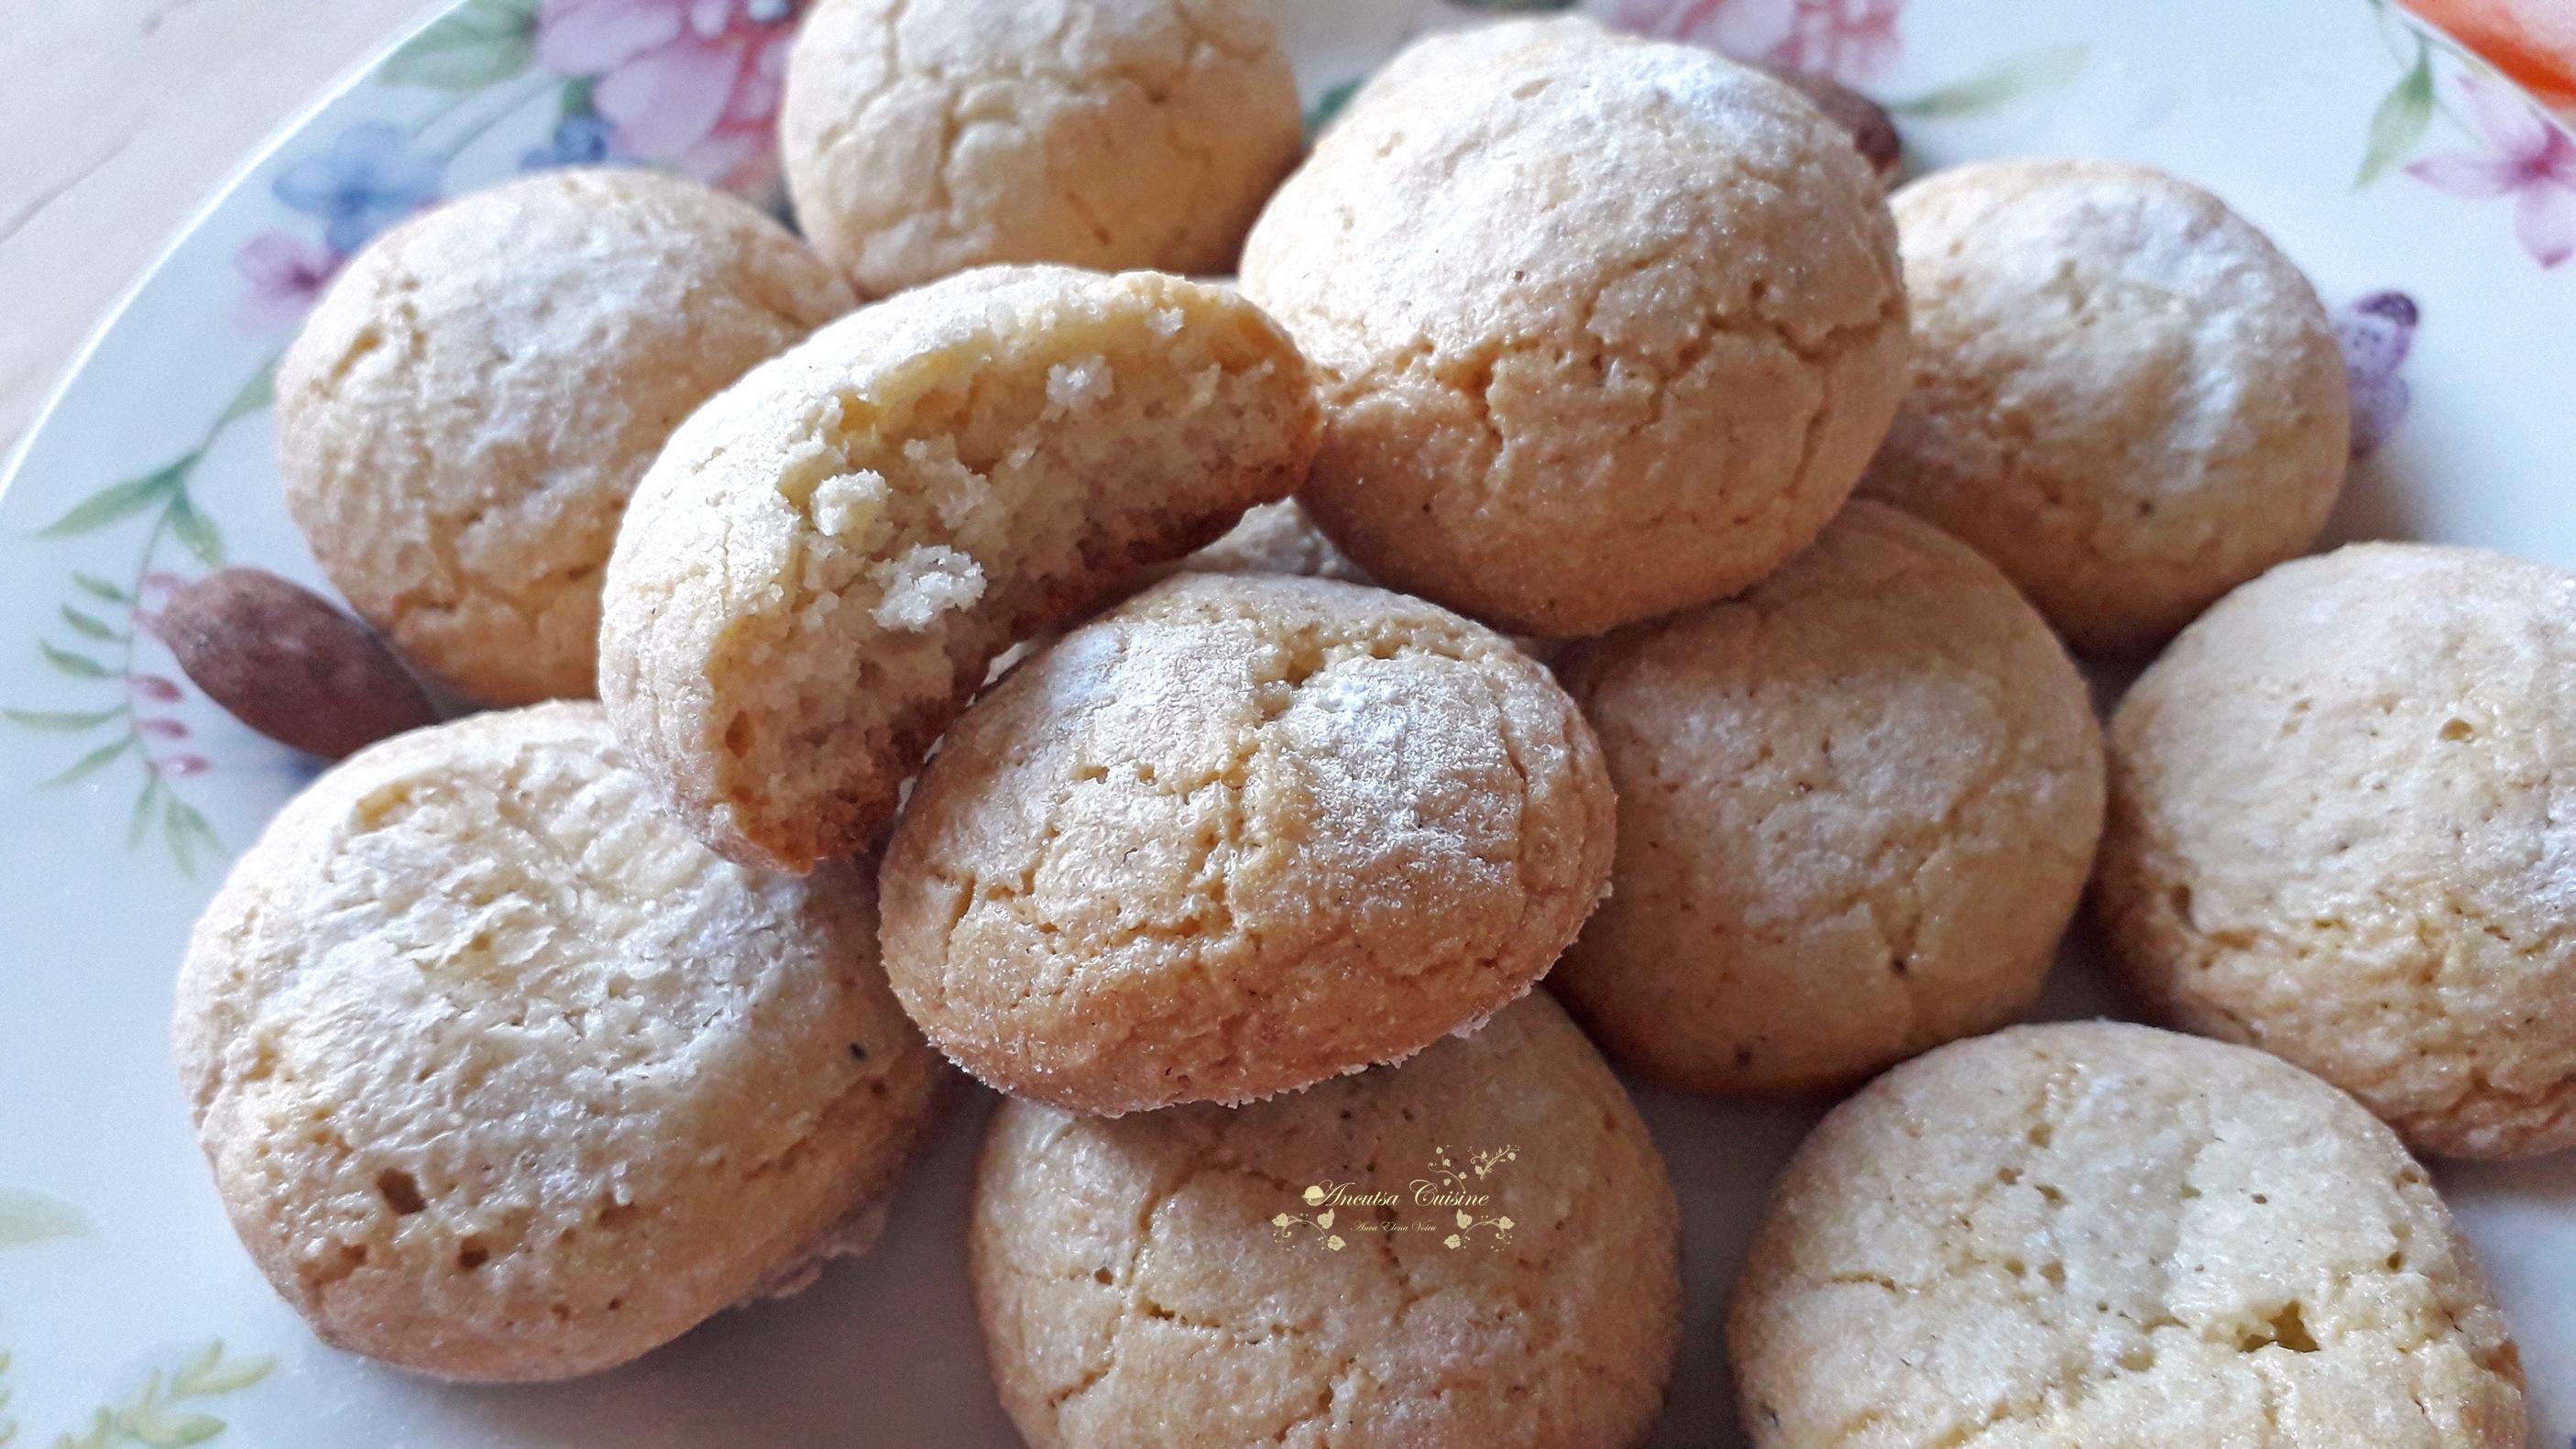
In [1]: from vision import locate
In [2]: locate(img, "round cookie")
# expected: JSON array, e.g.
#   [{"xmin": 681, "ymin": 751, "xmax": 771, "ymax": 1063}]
[
  {"xmin": 972, "ymin": 993, "xmax": 1681, "ymax": 1449},
  {"xmin": 781, "ymin": 0, "xmax": 1302, "ymax": 298},
  {"xmin": 599, "ymin": 265, "xmax": 1320, "ymax": 873},
  {"xmin": 1730, "ymin": 1022, "xmax": 2527, "ymax": 1449},
  {"xmin": 278, "ymin": 168, "xmax": 854, "ymax": 705},
  {"xmin": 2094, "ymin": 543, "xmax": 2576, "ymax": 1158},
  {"xmin": 1241, "ymin": 18, "xmax": 1909, "ymax": 637},
  {"xmin": 173, "ymin": 702, "xmax": 943, "ymax": 1381},
  {"xmin": 1551, "ymin": 502, "xmax": 2103, "ymax": 1095},
  {"xmin": 1858, "ymin": 158, "xmax": 2351, "ymax": 656},
  {"xmin": 880, "ymin": 572, "xmax": 1615, "ymax": 1115}
]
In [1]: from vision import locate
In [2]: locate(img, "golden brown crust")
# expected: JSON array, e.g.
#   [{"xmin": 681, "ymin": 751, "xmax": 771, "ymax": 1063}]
[
  {"xmin": 277, "ymin": 169, "xmax": 853, "ymax": 705},
  {"xmin": 1730, "ymin": 1023, "xmax": 2526, "ymax": 1449},
  {"xmin": 880, "ymin": 572, "xmax": 1615, "ymax": 1114},
  {"xmin": 1552, "ymin": 503, "xmax": 2102, "ymax": 1094},
  {"xmin": 1241, "ymin": 18, "xmax": 1909, "ymax": 637},
  {"xmin": 2094, "ymin": 543, "xmax": 2576, "ymax": 1158},
  {"xmin": 971, "ymin": 994, "xmax": 1681, "ymax": 1449}
]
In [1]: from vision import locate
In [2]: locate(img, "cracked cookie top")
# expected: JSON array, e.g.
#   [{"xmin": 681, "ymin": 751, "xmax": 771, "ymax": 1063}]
[
  {"xmin": 172, "ymin": 702, "xmax": 942, "ymax": 1381},
  {"xmin": 1240, "ymin": 16, "xmax": 1909, "ymax": 637},
  {"xmin": 1551, "ymin": 502, "xmax": 2104, "ymax": 1095},
  {"xmin": 781, "ymin": 0, "xmax": 1303, "ymax": 297},
  {"xmin": 1730, "ymin": 1022, "xmax": 2526, "ymax": 1449},
  {"xmin": 879, "ymin": 572, "xmax": 1615, "ymax": 1115},
  {"xmin": 2095, "ymin": 543, "xmax": 2576, "ymax": 1159},
  {"xmin": 1858, "ymin": 158, "xmax": 2351, "ymax": 657},
  {"xmin": 970, "ymin": 993, "xmax": 1681, "ymax": 1449},
  {"xmin": 277, "ymin": 168, "xmax": 854, "ymax": 706}
]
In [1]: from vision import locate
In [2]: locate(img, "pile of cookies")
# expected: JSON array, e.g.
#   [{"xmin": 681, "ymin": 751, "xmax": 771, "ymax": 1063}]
[{"xmin": 162, "ymin": 2, "xmax": 2563, "ymax": 1444}]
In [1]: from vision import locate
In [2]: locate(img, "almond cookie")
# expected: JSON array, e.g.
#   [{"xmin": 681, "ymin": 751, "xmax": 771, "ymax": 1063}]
[
  {"xmin": 880, "ymin": 572, "xmax": 1615, "ymax": 1115},
  {"xmin": 1178, "ymin": 499, "xmax": 1368, "ymax": 584},
  {"xmin": 781, "ymin": 0, "xmax": 1302, "ymax": 297},
  {"xmin": 1730, "ymin": 1023, "xmax": 2527, "ymax": 1449},
  {"xmin": 2094, "ymin": 543, "xmax": 2576, "ymax": 1158},
  {"xmin": 278, "ymin": 168, "xmax": 854, "ymax": 705},
  {"xmin": 1858, "ymin": 159, "xmax": 2351, "ymax": 656},
  {"xmin": 172, "ymin": 702, "xmax": 943, "ymax": 1381},
  {"xmin": 1551, "ymin": 503, "xmax": 2103, "ymax": 1095},
  {"xmin": 1240, "ymin": 18, "xmax": 1909, "ymax": 637},
  {"xmin": 972, "ymin": 993, "xmax": 1681, "ymax": 1449},
  {"xmin": 599, "ymin": 265, "xmax": 1320, "ymax": 873}
]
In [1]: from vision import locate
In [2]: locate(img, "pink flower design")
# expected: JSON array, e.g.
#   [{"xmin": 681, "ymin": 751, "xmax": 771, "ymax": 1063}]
[
  {"xmin": 1610, "ymin": 0, "xmax": 1902, "ymax": 86},
  {"xmin": 155, "ymin": 754, "xmax": 213, "ymax": 779},
  {"xmin": 536, "ymin": 0, "xmax": 798, "ymax": 191},
  {"xmin": 2406, "ymin": 72, "xmax": 2576, "ymax": 268},
  {"xmin": 233, "ymin": 231, "xmax": 345, "ymax": 333}
]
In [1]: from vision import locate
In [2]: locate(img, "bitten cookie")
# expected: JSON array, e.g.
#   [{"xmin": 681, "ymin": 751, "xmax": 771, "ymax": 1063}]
[
  {"xmin": 781, "ymin": 0, "xmax": 1302, "ymax": 297},
  {"xmin": 278, "ymin": 168, "xmax": 854, "ymax": 705},
  {"xmin": 972, "ymin": 994, "xmax": 1681, "ymax": 1449},
  {"xmin": 1241, "ymin": 18, "xmax": 1909, "ymax": 637},
  {"xmin": 172, "ymin": 703, "xmax": 943, "ymax": 1381},
  {"xmin": 1730, "ymin": 1023, "xmax": 2527, "ymax": 1449},
  {"xmin": 599, "ymin": 265, "xmax": 1320, "ymax": 873},
  {"xmin": 1551, "ymin": 503, "xmax": 2103, "ymax": 1095},
  {"xmin": 2094, "ymin": 543, "xmax": 2576, "ymax": 1158},
  {"xmin": 880, "ymin": 572, "xmax": 1615, "ymax": 1115},
  {"xmin": 1858, "ymin": 159, "xmax": 2351, "ymax": 655}
]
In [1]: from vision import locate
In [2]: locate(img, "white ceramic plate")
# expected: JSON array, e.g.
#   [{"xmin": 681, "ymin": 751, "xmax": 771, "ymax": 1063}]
[{"xmin": 5, "ymin": 0, "xmax": 2573, "ymax": 1444}]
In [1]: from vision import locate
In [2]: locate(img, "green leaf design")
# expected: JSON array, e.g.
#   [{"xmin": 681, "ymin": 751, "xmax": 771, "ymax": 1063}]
[
  {"xmin": 1304, "ymin": 78, "xmax": 1364, "ymax": 138},
  {"xmin": 4, "ymin": 707, "xmax": 121, "ymax": 731},
  {"xmin": 167, "ymin": 498, "xmax": 225, "ymax": 569},
  {"xmin": 33, "ymin": 455, "xmax": 195, "ymax": 539},
  {"xmin": 169, "ymin": 1345, "xmax": 273, "ymax": 1400},
  {"xmin": 166, "ymin": 797, "xmax": 223, "ymax": 878},
  {"xmin": 72, "ymin": 574, "xmax": 131, "ymax": 604},
  {"xmin": 560, "ymin": 75, "xmax": 597, "ymax": 121},
  {"xmin": 1888, "ymin": 44, "xmax": 2088, "ymax": 118},
  {"xmin": 380, "ymin": 0, "xmax": 541, "ymax": 89},
  {"xmin": 129, "ymin": 774, "xmax": 164, "ymax": 849},
  {"xmin": 59, "ymin": 607, "xmax": 121, "ymax": 642},
  {"xmin": 214, "ymin": 362, "xmax": 277, "ymax": 428},
  {"xmin": 38, "ymin": 642, "xmax": 113, "ymax": 679},
  {"xmin": 2357, "ymin": 49, "xmax": 2435, "ymax": 187},
  {"xmin": 0, "ymin": 1188, "xmax": 93, "ymax": 1246},
  {"xmin": 44, "ymin": 737, "xmax": 137, "ymax": 788}
]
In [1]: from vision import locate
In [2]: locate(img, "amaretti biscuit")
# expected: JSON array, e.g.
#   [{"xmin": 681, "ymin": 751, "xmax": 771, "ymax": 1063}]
[
  {"xmin": 172, "ymin": 703, "xmax": 943, "ymax": 1381},
  {"xmin": 598, "ymin": 265, "xmax": 1320, "ymax": 873},
  {"xmin": 781, "ymin": 0, "xmax": 1302, "ymax": 297},
  {"xmin": 278, "ymin": 168, "xmax": 854, "ymax": 705},
  {"xmin": 971, "ymin": 994, "xmax": 1681, "ymax": 1449},
  {"xmin": 1730, "ymin": 1023, "xmax": 2527, "ymax": 1449},
  {"xmin": 1551, "ymin": 503, "xmax": 2103, "ymax": 1094},
  {"xmin": 1241, "ymin": 18, "xmax": 1909, "ymax": 637},
  {"xmin": 2094, "ymin": 543, "xmax": 2576, "ymax": 1158},
  {"xmin": 879, "ymin": 572, "xmax": 1615, "ymax": 1114},
  {"xmin": 1859, "ymin": 159, "xmax": 2351, "ymax": 655}
]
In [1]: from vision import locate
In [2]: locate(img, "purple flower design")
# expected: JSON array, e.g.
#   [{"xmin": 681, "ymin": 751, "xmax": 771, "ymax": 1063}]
[
  {"xmin": 2336, "ymin": 291, "xmax": 2420, "ymax": 461},
  {"xmin": 233, "ymin": 231, "xmax": 344, "ymax": 333},
  {"xmin": 272, "ymin": 123, "xmax": 444, "ymax": 255},
  {"xmin": 2406, "ymin": 72, "xmax": 2576, "ymax": 268}
]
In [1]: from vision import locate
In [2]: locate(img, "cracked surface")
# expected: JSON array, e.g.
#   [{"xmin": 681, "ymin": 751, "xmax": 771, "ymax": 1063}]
[
  {"xmin": 1858, "ymin": 159, "xmax": 2350, "ymax": 657},
  {"xmin": 598, "ymin": 265, "xmax": 1318, "ymax": 873},
  {"xmin": 880, "ymin": 573, "xmax": 1614, "ymax": 1114},
  {"xmin": 1729, "ymin": 1023, "xmax": 2526, "ymax": 1449},
  {"xmin": 970, "ymin": 994, "xmax": 1680, "ymax": 1449},
  {"xmin": 172, "ymin": 703, "xmax": 944, "ymax": 1381},
  {"xmin": 1238, "ymin": 17, "xmax": 1909, "ymax": 637},
  {"xmin": 2093, "ymin": 543, "xmax": 2576, "ymax": 1158},
  {"xmin": 1551, "ymin": 503, "xmax": 2103, "ymax": 1095},
  {"xmin": 278, "ymin": 169, "xmax": 854, "ymax": 705},
  {"xmin": 780, "ymin": 0, "xmax": 1301, "ymax": 297}
]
